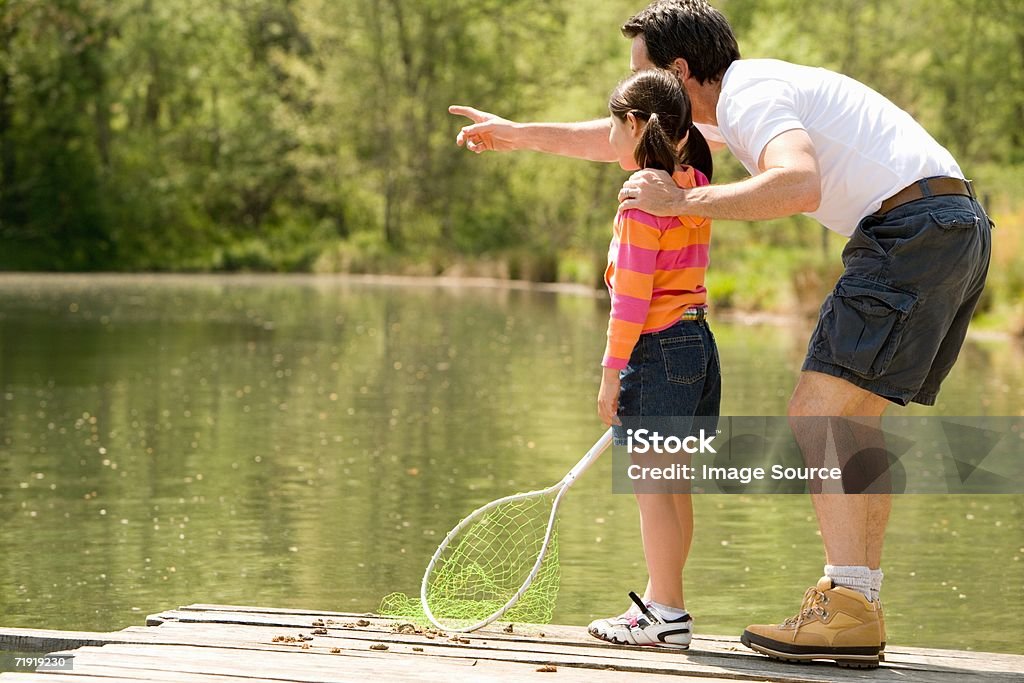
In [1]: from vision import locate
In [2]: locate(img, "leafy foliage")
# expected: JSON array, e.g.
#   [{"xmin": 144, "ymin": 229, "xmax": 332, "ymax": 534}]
[{"xmin": 1, "ymin": 1, "xmax": 1021, "ymax": 311}]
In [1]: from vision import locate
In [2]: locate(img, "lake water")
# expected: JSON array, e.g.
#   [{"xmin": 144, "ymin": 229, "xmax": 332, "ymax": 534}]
[{"xmin": 0, "ymin": 274, "xmax": 1021, "ymax": 656}]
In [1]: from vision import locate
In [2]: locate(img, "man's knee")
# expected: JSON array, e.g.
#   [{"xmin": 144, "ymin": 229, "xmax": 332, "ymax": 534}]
[
  {"xmin": 854, "ymin": 392, "xmax": 891, "ymax": 418},
  {"xmin": 788, "ymin": 372, "xmax": 832, "ymax": 419},
  {"xmin": 789, "ymin": 371, "xmax": 887, "ymax": 418},
  {"xmin": 787, "ymin": 391, "xmax": 814, "ymax": 419}
]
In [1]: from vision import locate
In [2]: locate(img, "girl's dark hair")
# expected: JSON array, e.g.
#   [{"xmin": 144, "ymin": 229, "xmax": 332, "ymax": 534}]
[{"xmin": 608, "ymin": 69, "xmax": 713, "ymax": 181}]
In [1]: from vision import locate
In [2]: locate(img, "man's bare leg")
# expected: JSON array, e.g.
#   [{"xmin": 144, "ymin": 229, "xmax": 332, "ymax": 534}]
[
  {"xmin": 789, "ymin": 371, "xmax": 891, "ymax": 567},
  {"xmin": 853, "ymin": 391, "xmax": 893, "ymax": 570},
  {"xmin": 741, "ymin": 371, "xmax": 889, "ymax": 666}
]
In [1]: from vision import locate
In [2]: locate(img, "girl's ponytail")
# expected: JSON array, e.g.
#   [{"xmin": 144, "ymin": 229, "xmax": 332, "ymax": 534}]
[
  {"xmin": 634, "ymin": 112, "xmax": 678, "ymax": 175},
  {"xmin": 680, "ymin": 123, "xmax": 713, "ymax": 182},
  {"xmin": 609, "ymin": 70, "xmax": 711, "ymax": 181}
]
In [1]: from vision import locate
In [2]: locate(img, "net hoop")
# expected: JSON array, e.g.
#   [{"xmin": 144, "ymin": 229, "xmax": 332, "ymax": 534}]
[
  {"xmin": 419, "ymin": 429, "xmax": 613, "ymax": 633},
  {"xmin": 420, "ymin": 482, "xmax": 565, "ymax": 633}
]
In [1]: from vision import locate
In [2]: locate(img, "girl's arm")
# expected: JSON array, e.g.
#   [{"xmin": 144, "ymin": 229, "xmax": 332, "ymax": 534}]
[
  {"xmin": 602, "ymin": 210, "xmax": 660, "ymax": 369},
  {"xmin": 598, "ymin": 209, "xmax": 660, "ymax": 426},
  {"xmin": 449, "ymin": 106, "xmax": 618, "ymax": 163}
]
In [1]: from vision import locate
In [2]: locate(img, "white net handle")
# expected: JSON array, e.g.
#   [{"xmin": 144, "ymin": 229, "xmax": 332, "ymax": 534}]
[{"xmin": 562, "ymin": 428, "xmax": 614, "ymax": 485}]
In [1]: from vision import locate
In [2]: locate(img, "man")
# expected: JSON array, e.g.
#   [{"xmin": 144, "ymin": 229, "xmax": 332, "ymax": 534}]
[{"xmin": 450, "ymin": 0, "xmax": 991, "ymax": 669}]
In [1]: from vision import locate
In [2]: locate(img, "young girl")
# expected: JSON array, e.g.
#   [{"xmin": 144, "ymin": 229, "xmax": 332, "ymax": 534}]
[{"xmin": 589, "ymin": 69, "xmax": 721, "ymax": 649}]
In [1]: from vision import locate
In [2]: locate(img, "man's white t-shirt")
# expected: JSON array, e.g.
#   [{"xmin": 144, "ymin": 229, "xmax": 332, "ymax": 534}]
[{"xmin": 700, "ymin": 59, "xmax": 963, "ymax": 236}]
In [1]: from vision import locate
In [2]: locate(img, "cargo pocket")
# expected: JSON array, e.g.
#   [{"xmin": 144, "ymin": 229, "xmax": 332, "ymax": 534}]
[
  {"xmin": 660, "ymin": 335, "xmax": 706, "ymax": 385},
  {"xmin": 813, "ymin": 277, "xmax": 917, "ymax": 379}
]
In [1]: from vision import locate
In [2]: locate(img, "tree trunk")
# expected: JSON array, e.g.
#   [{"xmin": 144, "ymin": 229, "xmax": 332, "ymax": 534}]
[
  {"xmin": 93, "ymin": 67, "xmax": 111, "ymax": 168},
  {"xmin": 211, "ymin": 85, "xmax": 221, "ymax": 167},
  {"xmin": 1014, "ymin": 29, "xmax": 1024, "ymax": 154},
  {"xmin": 0, "ymin": 67, "xmax": 12, "ymax": 235},
  {"xmin": 384, "ymin": 170, "xmax": 397, "ymax": 247},
  {"xmin": 0, "ymin": 18, "xmax": 16, "ymax": 231},
  {"xmin": 144, "ymin": 0, "xmax": 161, "ymax": 126}
]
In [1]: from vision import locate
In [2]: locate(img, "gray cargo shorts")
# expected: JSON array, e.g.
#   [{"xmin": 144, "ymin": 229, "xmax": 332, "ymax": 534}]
[{"xmin": 803, "ymin": 192, "xmax": 992, "ymax": 406}]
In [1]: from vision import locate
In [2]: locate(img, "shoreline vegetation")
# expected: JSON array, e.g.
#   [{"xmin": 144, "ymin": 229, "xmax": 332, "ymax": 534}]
[
  {"xmin": 0, "ymin": 270, "xmax": 1019, "ymax": 343},
  {"xmin": 1, "ymin": 1, "xmax": 1021, "ymax": 335}
]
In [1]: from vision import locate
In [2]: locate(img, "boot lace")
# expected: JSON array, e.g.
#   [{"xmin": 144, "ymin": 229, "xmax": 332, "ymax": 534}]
[{"xmin": 780, "ymin": 585, "xmax": 829, "ymax": 631}]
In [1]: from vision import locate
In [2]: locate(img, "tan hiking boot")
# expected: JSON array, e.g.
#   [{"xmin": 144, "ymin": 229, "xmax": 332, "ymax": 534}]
[
  {"xmin": 877, "ymin": 600, "xmax": 886, "ymax": 661},
  {"xmin": 741, "ymin": 577, "xmax": 881, "ymax": 669}
]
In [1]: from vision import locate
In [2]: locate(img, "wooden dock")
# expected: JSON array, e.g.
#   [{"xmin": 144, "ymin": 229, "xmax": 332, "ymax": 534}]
[{"xmin": 1, "ymin": 604, "xmax": 1021, "ymax": 682}]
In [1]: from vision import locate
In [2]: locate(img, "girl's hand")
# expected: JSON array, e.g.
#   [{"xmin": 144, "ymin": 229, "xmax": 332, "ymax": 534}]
[{"xmin": 597, "ymin": 367, "xmax": 623, "ymax": 426}]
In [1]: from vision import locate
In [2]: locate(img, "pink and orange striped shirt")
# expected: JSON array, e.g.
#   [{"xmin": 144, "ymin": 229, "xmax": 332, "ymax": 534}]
[{"xmin": 602, "ymin": 166, "xmax": 711, "ymax": 370}]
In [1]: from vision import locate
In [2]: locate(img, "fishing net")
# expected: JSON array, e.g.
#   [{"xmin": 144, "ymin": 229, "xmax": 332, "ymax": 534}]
[{"xmin": 379, "ymin": 492, "xmax": 561, "ymax": 630}]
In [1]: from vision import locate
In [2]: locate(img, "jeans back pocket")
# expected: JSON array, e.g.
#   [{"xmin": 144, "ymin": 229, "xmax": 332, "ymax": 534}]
[{"xmin": 659, "ymin": 334, "xmax": 707, "ymax": 385}]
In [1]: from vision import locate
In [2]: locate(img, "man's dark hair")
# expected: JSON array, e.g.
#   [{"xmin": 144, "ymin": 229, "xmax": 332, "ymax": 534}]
[{"xmin": 622, "ymin": 0, "xmax": 740, "ymax": 84}]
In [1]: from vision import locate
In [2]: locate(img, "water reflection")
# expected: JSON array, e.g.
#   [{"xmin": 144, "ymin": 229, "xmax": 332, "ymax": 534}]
[{"xmin": 0, "ymin": 274, "xmax": 1021, "ymax": 654}]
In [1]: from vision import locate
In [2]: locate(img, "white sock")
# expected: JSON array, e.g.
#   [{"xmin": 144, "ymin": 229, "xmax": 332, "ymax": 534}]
[
  {"xmin": 824, "ymin": 564, "xmax": 873, "ymax": 601},
  {"xmin": 649, "ymin": 601, "xmax": 688, "ymax": 622},
  {"xmin": 618, "ymin": 600, "xmax": 643, "ymax": 620},
  {"xmin": 870, "ymin": 568, "xmax": 884, "ymax": 603}
]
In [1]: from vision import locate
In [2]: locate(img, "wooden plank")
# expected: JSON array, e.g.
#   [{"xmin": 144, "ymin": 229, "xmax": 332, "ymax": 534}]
[
  {"xmin": 111, "ymin": 621, "xmax": 1015, "ymax": 683},
  {"xmin": 7, "ymin": 627, "xmax": 827, "ymax": 683},
  {"xmin": 0, "ymin": 658, "xmax": 277, "ymax": 682},
  {"xmin": 179, "ymin": 604, "xmax": 375, "ymax": 618},
  {"xmin": 172, "ymin": 606, "xmax": 1022, "ymax": 663},
  {"xmin": 145, "ymin": 608, "xmax": 1024, "ymax": 679},
  {"xmin": 0, "ymin": 676, "xmax": 161, "ymax": 682},
  {"xmin": 122, "ymin": 624, "xmax": 833, "ymax": 683},
  {"xmin": 18, "ymin": 644, "xmax": 715, "ymax": 683},
  {"xmin": 151, "ymin": 609, "xmax": 747, "ymax": 655},
  {"xmin": 127, "ymin": 621, "xmax": 857, "ymax": 681},
  {"xmin": 0, "ymin": 629, "xmax": 138, "ymax": 653},
  {"xmin": 35, "ymin": 638, "xmax": 1024, "ymax": 683},
  {"xmin": 13, "ymin": 613, "xmax": 1020, "ymax": 681},
  {"xmin": 3, "ymin": 604, "xmax": 1021, "ymax": 683},
  {"xmin": 3, "ymin": 626, "xmax": 879, "ymax": 683},
  {"xmin": 147, "ymin": 605, "xmax": 372, "ymax": 627},
  {"xmin": 140, "ymin": 617, "xmax": 837, "ymax": 681},
  {"xmin": 174, "ymin": 604, "xmax": 740, "ymax": 648},
  {"xmin": 162, "ymin": 606, "xmax": 1022, "ymax": 661},
  {"xmin": 0, "ymin": 625, "xmax": 274, "ymax": 653}
]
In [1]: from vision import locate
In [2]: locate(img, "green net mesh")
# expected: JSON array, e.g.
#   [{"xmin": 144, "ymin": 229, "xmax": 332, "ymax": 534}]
[{"xmin": 380, "ymin": 492, "xmax": 561, "ymax": 630}]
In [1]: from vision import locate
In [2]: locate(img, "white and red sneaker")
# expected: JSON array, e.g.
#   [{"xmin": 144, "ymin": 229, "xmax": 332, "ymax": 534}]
[{"xmin": 587, "ymin": 592, "xmax": 692, "ymax": 650}]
